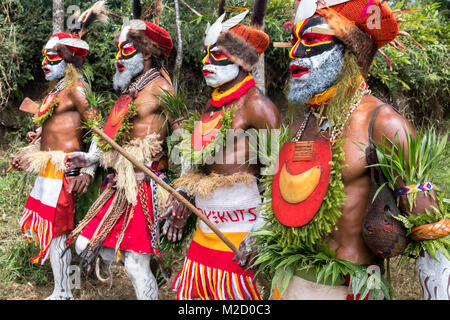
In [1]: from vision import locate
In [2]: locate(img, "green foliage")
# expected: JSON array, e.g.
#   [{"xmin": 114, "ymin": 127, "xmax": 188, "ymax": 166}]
[
  {"xmin": 394, "ymin": 197, "xmax": 450, "ymax": 264},
  {"xmin": 157, "ymin": 88, "xmax": 189, "ymax": 120},
  {"xmin": 177, "ymin": 106, "xmax": 236, "ymax": 166},
  {"xmin": 373, "ymin": 127, "xmax": 448, "ymax": 210},
  {"xmin": 0, "ymin": 240, "xmax": 51, "ymax": 287},
  {"xmin": 368, "ymin": 0, "xmax": 450, "ymax": 125}
]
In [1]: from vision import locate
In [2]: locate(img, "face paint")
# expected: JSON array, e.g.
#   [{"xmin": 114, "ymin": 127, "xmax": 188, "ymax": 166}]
[
  {"xmin": 289, "ymin": 17, "xmax": 336, "ymax": 65},
  {"xmin": 113, "ymin": 51, "xmax": 144, "ymax": 92},
  {"xmin": 115, "ymin": 41, "xmax": 138, "ymax": 65},
  {"xmin": 202, "ymin": 45, "xmax": 239, "ymax": 88},
  {"xmin": 288, "ymin": 44, "xmax": 344, "ymax": 104},
  {"xmin": 42, "ymin": 50, "xmax": 66, "ymax": 81}
]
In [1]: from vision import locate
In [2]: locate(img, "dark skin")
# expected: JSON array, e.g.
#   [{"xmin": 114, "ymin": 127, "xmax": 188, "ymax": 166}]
[
  {"xmin": 163, "ymin": 68, "xmax": 281, "ymax": 253},
  {"xmin": 64, "ymin": 46, "xmax": 176, "ymax": 179},
  {"xmin": 10, "ymin": 50, "xmax": 94, "ymax": 195},
  {"xmin": 290, "ymin": 95, "xmax": 438, "ymax": 265},
  {"xmin": 286, "ymin": 15, "xmax": 440, "ymax": 266}
]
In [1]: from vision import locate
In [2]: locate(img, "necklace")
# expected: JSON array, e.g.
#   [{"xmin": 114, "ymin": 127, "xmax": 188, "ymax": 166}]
[
  {"xmin": 292, "ymin": 86, "xmax": 371, "ymax": 144},
  {"xmin": 210, "ymin": 73, "xmax": 256, "ymax": 108},
  {"xmin": 123, "ymin": 68, "xmax": 161, "ymax": 95},
  {"xmin": 49, "ymin": 78, "xmax": 66, "ymax": 95}
]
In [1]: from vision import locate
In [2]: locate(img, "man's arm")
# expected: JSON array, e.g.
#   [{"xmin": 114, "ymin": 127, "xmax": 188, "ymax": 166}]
[{"xmin": 372, "ymin": 104, "xmax": 439, "ymax": 215}]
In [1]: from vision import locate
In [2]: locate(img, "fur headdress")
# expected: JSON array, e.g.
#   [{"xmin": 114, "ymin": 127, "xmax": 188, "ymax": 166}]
[
  {"xmin": 44, "ymin": 1, "xmax": 111, "ymax": 68},
  {"xmin": 43, "ymin": 33, "xmax": 89, "ymax": 69},
  {"xmin": 294, "ymin": 0, "xmax": 399, "ymax": 77},
  {"xmin": 206, "ymin": 1, "xmax": 270, "ymax": 71},
  {"xmin": 116, "ymin": 0, "xmax": 173, "ymax": 58}
]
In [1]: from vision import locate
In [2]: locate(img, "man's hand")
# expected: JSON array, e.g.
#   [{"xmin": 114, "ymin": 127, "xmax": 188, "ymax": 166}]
[
  {"xmin": 164, "ymin": 193, "xmax": 191, "ymax": 219},
  {"xmin": 64, "ymin": 152, "xmax": 88, "ymax": 171},
  {"xmin": 26, "ymin": 131, "xmax": 38, "ymax": 143},
  {"xmin": 161, "ymin": 191, "xmax": 193, "ymax": 242},
  {"xmin": 67, "ymin": 174, "xmax": 91, "ymax": 195},
  {"xmin": 10, "ymin": 153, "xmax": 24, "ymax": 171},
  {"xmin": 232, "ymin": 235, "xmax": 258, "ymax": 271}
]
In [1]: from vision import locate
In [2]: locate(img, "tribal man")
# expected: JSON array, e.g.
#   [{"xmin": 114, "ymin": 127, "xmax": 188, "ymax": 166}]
[
  {"xmin": 255, "ymin": 0, "xmax": 447, "ymax": 300},
  {"xmin": 64, "ymin": 16, "xmax": 175, "ymax": 300},
  {"xmin": 10, "ymin": 32, "xmax": 95, "ymax": 300},
  {"xmin": 164, "ymin": 4, "xmax": 281, "ymax": 300}
]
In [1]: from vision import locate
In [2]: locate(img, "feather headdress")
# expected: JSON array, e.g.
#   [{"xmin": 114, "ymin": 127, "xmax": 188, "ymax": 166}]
[{"xmin": 204, "ymin": 1, "xmax": 270, "ymax": 71}]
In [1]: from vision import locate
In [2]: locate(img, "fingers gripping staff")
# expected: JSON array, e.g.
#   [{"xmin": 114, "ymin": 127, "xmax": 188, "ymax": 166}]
[{"xmin": 91, "ymin": 126, "xmax": 242, "ymax": 260}]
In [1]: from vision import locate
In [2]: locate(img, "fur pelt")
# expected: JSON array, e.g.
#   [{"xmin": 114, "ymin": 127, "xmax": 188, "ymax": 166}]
[
  {"xmin": 252, "ymin": 0, "xmax": 268, "ymax": 29},
  {"xmin": 173, "ymin": 170, "xmax": 256, "ymax": 199},
  {"xmin": 218, "ymin": 0, "xmax": 226, "ymax": 16},
  {"xmin": 133, "ymin": 0, "xmax": 142, "ymax": 19},
  {"xmin": 100, "ymin": 133, "xmax": 163, "ymax": 204},
  {"xmin": 53, "ymin": 43, "xmax": 84, "ymax": 69},
  {"xmin": 323, "ymin": 11, "xmax": 378, "ymax": 77},
  {"xmin": 126, "ymin": 29, "xmax": 166, "ymax": 58},
  {"xmin": 216, "ymin": 31, "xmax": 259, "ymax": 71},
  {"xmin": 19, "ymin": 144, "xmax": 66, "ymax": 174}
]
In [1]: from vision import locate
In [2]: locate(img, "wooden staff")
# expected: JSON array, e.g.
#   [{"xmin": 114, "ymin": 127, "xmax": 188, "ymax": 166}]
[
  {"xmin": 6, "ymin": 131, "xmax": 42, "ymax": 173},
  {"xmin": 91, "ymin": 126, "xmax": 242, "ymax": 259}
]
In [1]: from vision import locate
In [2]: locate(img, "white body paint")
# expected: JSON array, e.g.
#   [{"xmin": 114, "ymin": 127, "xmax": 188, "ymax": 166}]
[
  {"xmin": 75, "ymin": 235, "xmax": 158, "ymax": 300},
  {"xmin": 45, "ymin": 235, "xmax": 74, "ymax": 300},
  {"xmin": 417, "ymin": 250, "xmax": 450, "ymax": 300}
]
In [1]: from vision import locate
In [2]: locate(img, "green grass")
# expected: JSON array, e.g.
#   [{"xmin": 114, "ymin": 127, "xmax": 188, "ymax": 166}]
[{"xmin": 0, "ymin": 147, "xmax": 52, "ymax": 295}]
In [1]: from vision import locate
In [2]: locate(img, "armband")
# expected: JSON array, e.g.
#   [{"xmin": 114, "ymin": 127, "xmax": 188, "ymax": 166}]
[{"xmin": 394, "ymin": 182, "xmax": 433, "ymax": 196}]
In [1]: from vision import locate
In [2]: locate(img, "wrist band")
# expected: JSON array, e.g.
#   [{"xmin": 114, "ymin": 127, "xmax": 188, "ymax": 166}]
[{"xmin": 394, "ymin": 181, "xmax": 433, "ymax": 196}]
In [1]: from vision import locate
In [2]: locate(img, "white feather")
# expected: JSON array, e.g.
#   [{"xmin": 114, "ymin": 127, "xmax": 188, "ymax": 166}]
[
  {"xmin": 294, "ymin": 0, "xmax": 319, "ymax": 24},
  {"xmin": 204, "ymin": 13, "xmax": 226, "ymax": 46},
  {"xmin": 129, "ymin": 19, "xmax": 147, "ymax": 30},
  {"xmin": 221, "ymin": 10, "xmax": 249, "ymax": 31},
  {"xmin": 58, "ymin": 38, "xmax": 90, "ymax": 50}
]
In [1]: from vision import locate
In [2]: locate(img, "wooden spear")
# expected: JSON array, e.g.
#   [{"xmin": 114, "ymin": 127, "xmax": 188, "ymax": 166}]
[
  {"xmin": 90, "ymin": 126, "xmax": 242, "ymax": 259},
  {"xmin": 6, "ymin": 131, "xmax": 42, "ymax": 173}
]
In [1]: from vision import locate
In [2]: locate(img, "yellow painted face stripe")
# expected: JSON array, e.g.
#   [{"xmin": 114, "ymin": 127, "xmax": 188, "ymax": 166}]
[
  {"xmin": 202, "ymin": 45, "xmax": 210, "ymax": 64},
  {"xmin": 42, "ymin": 49, "xmax": 62, "ymax": 65},
  {"xmin": 116, "ymin": 41, "xmax": 134, "ymax": 60},
  {"xmin": 300, "ymin": 39, "xmax": 332, "ymax": 47},
  {"xmin": 289, "ymin": 20, "xmax": 306, "ymax": 59}
]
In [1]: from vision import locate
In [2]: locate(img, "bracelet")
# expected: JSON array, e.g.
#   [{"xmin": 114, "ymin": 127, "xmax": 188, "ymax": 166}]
[
  {"xmin": 80, "ymin": 166, "xmax": 96, "ymax": 178},
  {"xmin": 394, "ymin": 181, "xmax": 433, "ymax": 196}
]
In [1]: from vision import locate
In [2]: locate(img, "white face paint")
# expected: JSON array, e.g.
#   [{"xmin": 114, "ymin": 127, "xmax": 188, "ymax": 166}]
[
  {"xmin": 42, "ymin": 50, "xmax": 67, "ymax": 81},
  {"xmin": 202, "ymin": 46, "xmax": 239, "ymax": 88},
  {"xmin": 113, "ymin": 52, "xmax": 144, "ymax": 92}
]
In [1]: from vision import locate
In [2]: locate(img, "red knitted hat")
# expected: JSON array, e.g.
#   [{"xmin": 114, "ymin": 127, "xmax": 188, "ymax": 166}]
[
  {"xmin": 295, "ymin": 0, "xmax": 399, "ymax": 49},
  {"xmin": 45, "ymin": 32, "xmax": 89, "ymax": 59},
  {"xmin": 139, "ymin": 20, "xmax": 173, "ymax": 57}
]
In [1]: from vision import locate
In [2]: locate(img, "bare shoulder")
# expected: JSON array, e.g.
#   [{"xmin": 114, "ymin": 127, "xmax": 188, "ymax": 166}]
[
  {"xmin": 349, "ymin": 95, "xmax": 413, "ymax": 142},
  {"xmin": 243, "ymin": 87, "xmax": 281, "ymax": 129}
]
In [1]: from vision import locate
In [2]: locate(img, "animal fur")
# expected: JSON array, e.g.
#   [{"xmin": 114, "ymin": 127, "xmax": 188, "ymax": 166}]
[
  {"xmin": 133, "ymin": 0, "xmax": 142, "ymax": 19},
  {"xmin": 155, "ymin": 0, "xmax": 163, "ymax": 18},
  {"xmin": 100, "ymin": 133, "xmax": 163, "ymax": 204},
  {"xmin": 126, "ymin": 29, "xmax": 166, "ymax": 58},
  {"xmin": 173, "ymin": 171, "xmax": 256, "ymax": 199},
  {"xmin": 216, "ymin": 31, "xmax": 259, "ymax": 71},
  {"xmin": 323, "ymin": 11, "xmax": 378, "ymax": 77},
  {"xmin": 53, "ymin": 43, "xmax": 84, "ymax": 69},
  {"xmin": 218, "ymin": 0, "xmax": 226, "ymax": 16},
  {"xmin": 252, "ymin": 0, "xmax": 268, "ymax": 29}
]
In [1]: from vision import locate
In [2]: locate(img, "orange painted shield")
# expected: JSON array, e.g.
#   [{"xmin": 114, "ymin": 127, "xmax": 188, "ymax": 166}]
[
  {"xmin": 272, "ymin": 139, "xmax": 332, "ymax": 227},
  {"xmin": 191, "ymin": 110, "xmax": 223, "ymax": 151},
  {"xmin": 103, "ymin": 95, "xmax": 132, "ymax": 139}
]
